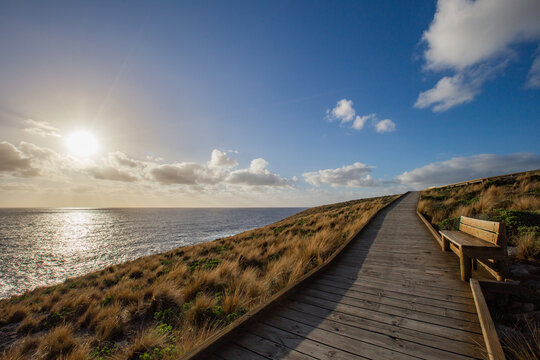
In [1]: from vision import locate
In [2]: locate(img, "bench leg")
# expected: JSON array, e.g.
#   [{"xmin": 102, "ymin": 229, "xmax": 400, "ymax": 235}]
[
  {"xmin": 442, "ymin": 236, "xmax": 449, "ymax": 251},
  {"xmin": 459, "ymin": 251, "xmax": 472, "ymax": 281},
  {"xmin": 495, "ymin": 259, "xmax": 508, "ymax": 281}
]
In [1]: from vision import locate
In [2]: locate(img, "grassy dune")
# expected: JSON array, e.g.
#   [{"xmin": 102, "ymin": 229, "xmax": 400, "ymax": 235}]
[
  {"xmin": 418, "ymin": 170, "xmax": 540, "ymax": 262},
  {"xmin": 0, "ymin": 195, "xmax": 397, "ymax": 359}
]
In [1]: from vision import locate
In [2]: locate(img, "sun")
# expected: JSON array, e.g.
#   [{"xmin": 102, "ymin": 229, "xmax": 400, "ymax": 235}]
[{"xmin": 66, "ymin": 131, "xmax": 98, "ymax": 158}]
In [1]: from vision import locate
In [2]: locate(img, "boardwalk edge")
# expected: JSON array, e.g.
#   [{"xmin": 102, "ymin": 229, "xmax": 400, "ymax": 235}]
[
  {"xmin": 179, "ymin": 192, "xmax": 408, "ymax": 360},
  {"xmin": 470, "ymin": 279, "xmax": 506, "ymax": 360}
]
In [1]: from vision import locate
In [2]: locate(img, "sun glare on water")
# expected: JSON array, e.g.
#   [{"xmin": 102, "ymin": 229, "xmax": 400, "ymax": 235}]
[{"xmin": 66, "ymin": 131, "xmax": 98, "ymax": 158}]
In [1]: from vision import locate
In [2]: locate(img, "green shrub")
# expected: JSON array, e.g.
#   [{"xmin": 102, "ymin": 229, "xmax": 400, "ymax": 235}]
[
  {"xmin": 438, "ymin": 217, "xmax": 460, "ymax": 231},
  {"xmin": 493, "ymin": 209, "xmax": 540, "ymax": 233},
  {"xmin": 188, "ymin": 258, "xmax": 221, "ymax": 271}
]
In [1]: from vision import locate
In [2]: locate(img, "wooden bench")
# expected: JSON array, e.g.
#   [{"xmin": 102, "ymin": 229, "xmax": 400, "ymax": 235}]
[{"xmin": 440, "ymin": 216, "xmax": 507, "ymax": 281}]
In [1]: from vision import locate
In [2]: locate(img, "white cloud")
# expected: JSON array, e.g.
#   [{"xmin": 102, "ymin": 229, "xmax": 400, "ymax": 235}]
[
  {"xmin": 374, "ymin": 119, "xmax": 396, "ymax": 133},
  {"xmin": 71, "ymin": 185, "xmax": 95, "ymax": 192},
  {"xmin": 526, "ymin": 52, "xmax": 540, "ymax": 88},
  {"xmin": 150, "ymin": 162, "xmax": 223, "ymax": 185},
  {"xmin": 0, "ymin": 183, "xmax": 36, "ymax": 191},
  {"xmin": 417, "ymin": 0, "xmax": 540, "ymax": 111},
  {"xmin": 19, "ymin": 142, "xmax": 57, "ymax": 161},
  {"xmin": 415, "ymin": 74, "xmax": 478, "ymax": 111},
  {"xmin": 326, "ymin": 101, "xmax": 395, "ymax": 133},
  {"xmin": 352, "ymin": 114, "xmax": 374, "ymax": 130},
  {"xmin": 415, "ymin": 62, "xmax": 506, "ymax": 111},
  {"xmin": 226, "ymin": 158, "xmax": 291, "ymax": 187},
  {"xmin": 327, "ymin": 99, "xmax": 356, "ymax": 123},
  {"xmin": 423, "ymin": 0, "xmax": 540, "ymax": 70},
  {"xmin": 0, "ymin": 141, "xmax": 40, "ymax": 177},
  {"xmin": 87, "ymin": 166, "xmax": 139, "ymax": 182},
  {"xmin": 208, "ymin": 149, "xmax": 238, "ymax": 168},
  {"xmin": 303, "ymin": 162, "xmax": 379, "ymax": 187},
  {"xmin": 111, "ymin": 151, "xmax": 140, "ymax": 168},
  {"xmin": 395, "ymin": 153, "xmax": 540, "ymax": 186},
  {"xmin": 24, "ymin": 119, "xmax": 62, "ymax": 138}
]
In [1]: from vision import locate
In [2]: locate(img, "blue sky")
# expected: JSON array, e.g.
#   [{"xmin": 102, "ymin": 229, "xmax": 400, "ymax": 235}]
[{"xmin": 0, "ymin": 0, "xmax": 539, "ymax": 207}]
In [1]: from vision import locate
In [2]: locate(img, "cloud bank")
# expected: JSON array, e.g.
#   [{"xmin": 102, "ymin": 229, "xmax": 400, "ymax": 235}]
[
  {"xmin": 303, "ymin": 153, "xmax": 539, "ymax": 190},
  {"xmin": 396, "ymin": 153, "xmax": 540, "ymax": 186},
  {"xmin": 416, "ymin": 0, "xmax": 540, "ymax": 111},
  {"xmin": 0, "ymin": 141, "xmax": 292, "ymax": 191}
]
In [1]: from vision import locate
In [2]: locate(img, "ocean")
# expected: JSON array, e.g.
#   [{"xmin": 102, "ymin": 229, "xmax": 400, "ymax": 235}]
[{"xmin": 0, "ymin": 207, "xmax": 304, "ymax": 299}]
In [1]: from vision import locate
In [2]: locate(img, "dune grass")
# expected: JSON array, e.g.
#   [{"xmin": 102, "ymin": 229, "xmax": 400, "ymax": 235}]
[
  {"xmin": 0, "ymin": 194, "xmax": 397, "ymax": 359},
  {"xmin": 418, "ymin": 170, "xmax": 540, "ymax": 263},
  {"xmin": 499, "ymin": 320, "xmax": 540, "ymax": 360}
]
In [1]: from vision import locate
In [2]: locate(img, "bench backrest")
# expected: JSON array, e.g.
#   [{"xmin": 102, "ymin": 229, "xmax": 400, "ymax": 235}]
[{"xmin": 459, "ymin": 216, "xmax": 506, "ymax": 248}]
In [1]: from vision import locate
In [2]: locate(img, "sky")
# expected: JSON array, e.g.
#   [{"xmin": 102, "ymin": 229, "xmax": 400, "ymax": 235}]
[{"xmin": 0, "ymin": 0, "xmax": 539, "ymax": 207}]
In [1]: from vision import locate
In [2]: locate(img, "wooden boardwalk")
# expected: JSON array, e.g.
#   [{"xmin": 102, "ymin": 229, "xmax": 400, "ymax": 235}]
[{"xmin": 210, "ymin": 192, "xmax": 487, "ymax": 359}]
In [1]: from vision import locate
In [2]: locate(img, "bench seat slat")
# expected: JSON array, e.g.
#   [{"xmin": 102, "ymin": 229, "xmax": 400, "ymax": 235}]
[{"xmin": 439, "ymin": 230, "xmax": 498, "ymax": 248}]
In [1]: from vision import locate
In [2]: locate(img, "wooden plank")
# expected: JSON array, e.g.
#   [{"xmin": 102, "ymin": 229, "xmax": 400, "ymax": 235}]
[
  {"xmin": 327, "ymin": 268, "xmax": 473, "ymax": 298},
  {"xmin": 261, "ymin": 315, "xmax": 420, "ymax": 360},
  {"xmin": 460, "ymin": 216, "xmax": 500, "ymax": 233},
  {"xmin": 478, "ymin": 259, "xmax": 504, "ymax": 281},
  {"xmin": 217, "ymin": 343, "xmax": 270, "ymax": 360},
  {"xmin": 470, "ymin": 279, "xmax": 505, "ymax": 360},
  {"xmin": 321, "ymin": 272, "xmax": 474, "ymax": 300},
  {"xmin": 292, "ymin": 293, "xmax": 484, "ymax": 345},
  {"xmin": 300, "ymin": 287, "xmax": 482, "ymax": 333},
  {"xmin": 440, "ymin": 230, "xmax": 498, "ymax": 248},
  {"xmin": 307, "ymin": 282, "xmax": 479, "ymax": 321},
  {"xmin": 283, "ymin": 301, "xmax": 483, "ymax": 358},
  {"xmin": 335, "ymin": 261, "xmax": 459, "ymax": 277},
  {"xmin": 248, "ymin": 321, "xmax": 369, "ymax": 360},
  {"xmin": 459, "ymin": 224, "xmax": 499, "ymax": 244},
  {"xmin": 314, "ymin": 277, "xmax": 477, "ymax": 313},
  {"xmin": 477, "ymin": 280, "xmax": 523, "ymax": 296},
  {"xmin": 320, "ymin": 273, "xmax": 475, "ymax": 306},
  {"xmin": 417, "ymin": 210, "xmax": 443, "ymax": 247},
  {"xmin": 340, "ymin": 253, "xmax": 462, "ymax": 267},
  {"xmin": 274, "ymin": 306, "xmax": 476, "ymax": 360},
  {"xmin": 234, "ymin": 331, "xmax": 316, "ymax": 360}
]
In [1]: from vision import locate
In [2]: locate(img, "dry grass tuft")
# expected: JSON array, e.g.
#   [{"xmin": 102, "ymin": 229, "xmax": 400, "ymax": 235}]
[
  {"xmin": 516, "ymin": 232, "xmax": 540, "ymax": 261},
  {"xmin": 38, "ymin": 325, "xmax": 77, "ymax": 360},
  {"xmin": 499, "ymin": 320, "xmax": 540, "ymax": 360}
]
